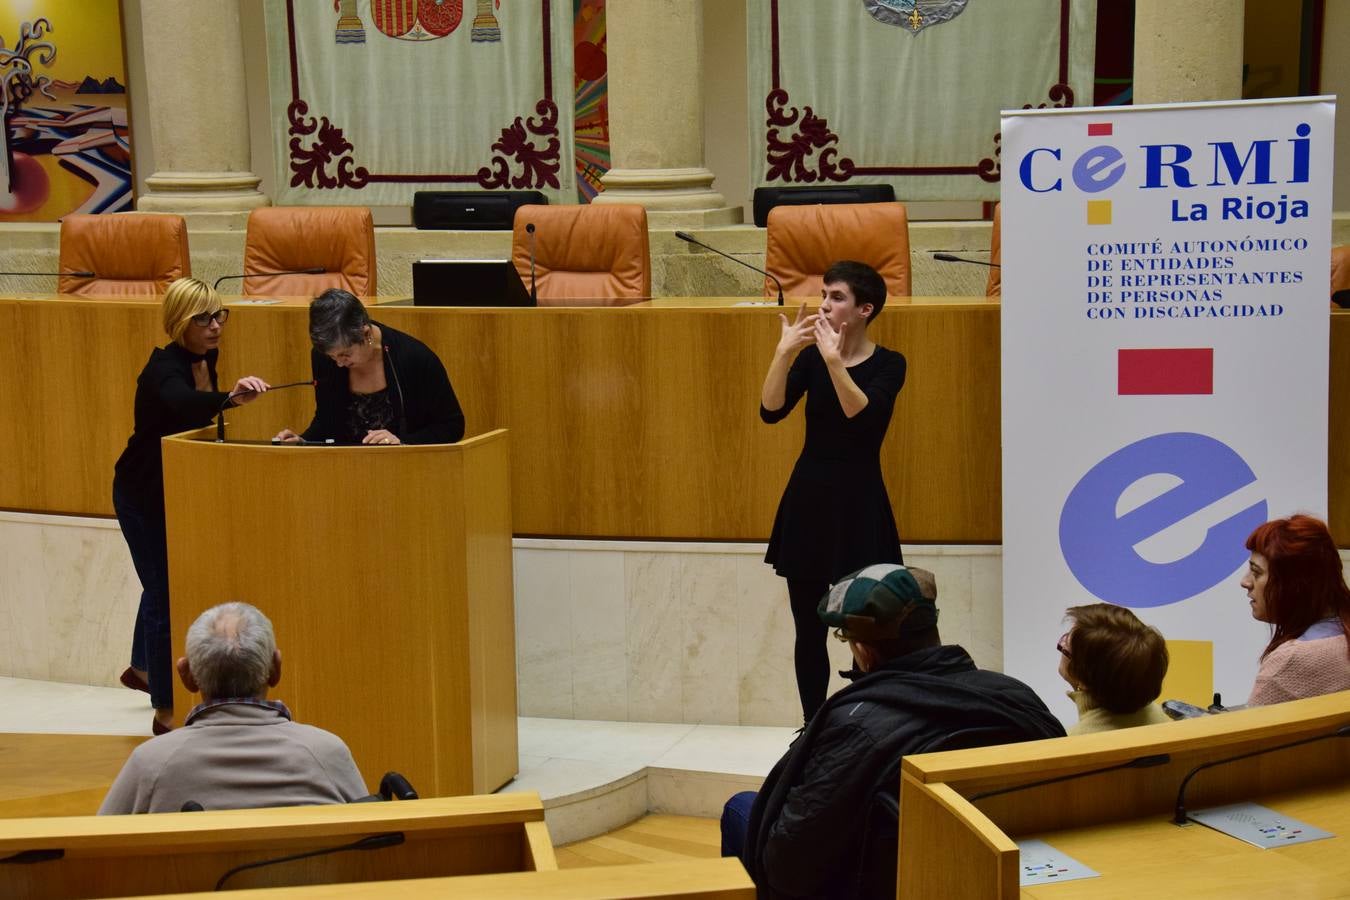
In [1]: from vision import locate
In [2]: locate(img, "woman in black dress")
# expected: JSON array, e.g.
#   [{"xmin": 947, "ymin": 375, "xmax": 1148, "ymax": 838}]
[
  {"xmin": 274, "ymin": 289, "xmax": 464, "ymax": 446},
  {"xmin": 114, "ymin": 277, "xmax": 270, "ymax": 733},
  {"xmin": 760, "ymin": 261, "xmax": 907, "ymax": 723}
]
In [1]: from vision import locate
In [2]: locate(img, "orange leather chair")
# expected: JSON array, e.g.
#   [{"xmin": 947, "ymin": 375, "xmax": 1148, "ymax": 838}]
[
  {"xmin": 987, "ymin": 203, "xmax": 1002, "ymax": 297},
  {"xmin": 58, "ymin": 213, "xmax": 190, "ymax": 296},
  {"xmin": 511, "ymin": 204, "xmax": 650, "ymax": 305},
  {"xmin": 1331, "ymin": 245, "xmax": 1350, "ymax": 308},
  {"xmin": 763, "ymin": 201, "xmax": 911, "ymax": 300},
  {"xmin": 242, "ymin": 206, "xmax": 376, "ymax": 298}
]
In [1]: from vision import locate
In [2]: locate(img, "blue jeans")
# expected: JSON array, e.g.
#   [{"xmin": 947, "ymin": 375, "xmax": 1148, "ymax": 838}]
[
  {"xmin": 721, "ymin": 790, "xmax": 758, "ymax": 859},
  {"xmin": 113, "ymin": 481, "xmax": 174, "ymax": 710}
]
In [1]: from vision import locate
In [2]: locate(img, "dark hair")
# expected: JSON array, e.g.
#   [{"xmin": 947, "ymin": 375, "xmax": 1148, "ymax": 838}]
[
  {"xmin": 823, "ymin": 260, "xmax": 887, "ymax": 323},
  {"xmin": 1245, "ymin": 514, "xmax": 1350, "ymax": 659},
  {"xmin": 308, "ymin": 288, "xmax": 370, "ymax": 352},
  {"xmin": 1064, "ymin": 603, "xmax": 1169, "ymax": 714}
]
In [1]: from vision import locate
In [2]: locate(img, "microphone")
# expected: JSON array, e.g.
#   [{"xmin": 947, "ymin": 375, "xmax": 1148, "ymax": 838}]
[
  {"xmin": 525, "ymin": 222, "xmax": 538, "ymax": 305},
  {"xmin": 214, "ymin": 832, "xmax": 404, "ymax": 891},
  {"xmin": 1172, "ymin": 723, "xmax": 1350, "ymax": 826},
  {"xmin": 967, "ymin": 752, "xmax": 1171, "ymax": 803},
  {"xmin": 0, "ymin": 270, "xmax": 95, "ymax": 278},
  {"xmin": 213, "ymin": 268, "xmax": 326, "ymax": 290},
  {"xmin": 933, "ymin": 252, "xmax": 1000, "ymax": 268},
  {"xmin": 675, "ymin": 230, "xmax": 784, "ymax": 306},
  {"xmin": 215, "ymin": 379, "xmax": 317, "ymax": 443}
]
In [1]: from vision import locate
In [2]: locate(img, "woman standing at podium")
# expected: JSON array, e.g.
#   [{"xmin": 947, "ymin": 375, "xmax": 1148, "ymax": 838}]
[
  {"xmin": 759, "ymin": 261, "xmax": 907, "ymax": 724},
  {"xmin": 113, "ymin": 278, "xmax": 270, "ymax": 734},
  {"xmin": 274, "ymin": 289, "xmax": 464, "ymax": 446}
]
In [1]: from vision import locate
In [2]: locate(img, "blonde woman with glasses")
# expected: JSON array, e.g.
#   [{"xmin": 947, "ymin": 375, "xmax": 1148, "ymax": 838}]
[{"xmin": 112, "ymin": 277, "xmax": 269, "ymax": 735}]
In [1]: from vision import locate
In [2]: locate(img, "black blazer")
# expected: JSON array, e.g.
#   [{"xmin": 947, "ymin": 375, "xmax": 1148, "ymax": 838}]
[{"xmin": 301, "ymin": 322, "xmax": 465, "ymax": 444}]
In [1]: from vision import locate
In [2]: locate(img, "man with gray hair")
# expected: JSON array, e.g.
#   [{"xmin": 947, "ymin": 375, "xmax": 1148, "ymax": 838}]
[{"xmin": 100, "ymin": 602, "xmax": 367, "ymax": 814}]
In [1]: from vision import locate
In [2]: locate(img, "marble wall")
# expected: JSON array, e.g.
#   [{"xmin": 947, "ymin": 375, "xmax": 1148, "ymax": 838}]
[{"xmin": 513, "ymin": 538, "xmax": 1004, "ymax": 727}]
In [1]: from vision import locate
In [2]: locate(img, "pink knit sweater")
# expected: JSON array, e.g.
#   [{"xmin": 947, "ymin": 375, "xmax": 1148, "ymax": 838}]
[{"xmin": 1247, "ymin": 632, "xmax": 1350, "ymax": 706}]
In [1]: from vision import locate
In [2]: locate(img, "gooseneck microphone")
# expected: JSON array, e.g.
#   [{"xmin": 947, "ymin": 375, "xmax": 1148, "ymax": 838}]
[
  {"xmin": 215, "ymin": 379, "xmax": 317, "ymax": 443},
  {"xmin": 0, "ymin": 270, "xmax": 94, "ymax": 279},
  {"xmin": 213, "ymin": 268, "xmax": 326, "ymax": 290},
  {"xmin": 525, "ymin": 222, "xmax": 539, "ymax": 305},
  {"xmin": 967, "ymin": 752, "xmax": 1171, "ymax": 803},
  {"xmin": 1172, "ymin": 723, "xmax": 1350, "ymax": 826},
  {"xmin": 213, "ymin": 832, "xmax": 405, "ymax": 891},
  {"xmin": 674, "ymin": 230, "xmax": 785, "ymax": 306},
  {"xmin": 933, "ymin": 252, "xmax": 1000, "ymax": 268}
]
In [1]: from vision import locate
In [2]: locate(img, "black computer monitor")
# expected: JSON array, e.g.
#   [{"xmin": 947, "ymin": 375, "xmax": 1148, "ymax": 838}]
[{"xmin": 411, "ymin": 259, "xmax": 535, "ymax": 307}]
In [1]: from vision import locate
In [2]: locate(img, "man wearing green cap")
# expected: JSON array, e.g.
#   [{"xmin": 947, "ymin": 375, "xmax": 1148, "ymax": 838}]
[{"xmin": 727, "ymin": 564, "xmax": 1064, "ymax": 899}]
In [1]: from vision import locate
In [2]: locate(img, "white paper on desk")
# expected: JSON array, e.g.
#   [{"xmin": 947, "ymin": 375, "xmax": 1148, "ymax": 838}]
[
  {"xmin": 226, "ymin": 298, "xmax": 283, "ymax": 305},
  {"xmin": 1017, "ymin": 839, "xmax": 1100, "ymax": 886},
  {"xmin": 1188, "ymin": 802, "xmax": 1335, "ymax": 849}
]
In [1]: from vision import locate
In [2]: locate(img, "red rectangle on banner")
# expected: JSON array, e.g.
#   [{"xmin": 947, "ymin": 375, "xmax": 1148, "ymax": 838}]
[
  {"xmin": 1118, "ymin": 348, "xmax": 1214, "ymax": 395},
  {"xmin": 1087, "ymin": 122, "xmax": 1113, "ymax": 136}
]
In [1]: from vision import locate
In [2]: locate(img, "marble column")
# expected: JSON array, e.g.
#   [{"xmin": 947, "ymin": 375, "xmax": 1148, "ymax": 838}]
[
  {"xmin": 135, "ymin": 0, "xmax": 267, "ymax": 224},
  {"xmin": 1133, "ymin": 0, "xmax": 1244, "ymax": 104},
  {"xmin": 593, "ymin": 0, "xmax": 741, "ymax": 225}
]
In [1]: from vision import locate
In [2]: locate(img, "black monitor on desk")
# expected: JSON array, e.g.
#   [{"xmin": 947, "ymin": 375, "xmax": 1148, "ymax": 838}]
[{"xmin": 412, "ymin": 259, "xmax": 535, "ymax": 307}]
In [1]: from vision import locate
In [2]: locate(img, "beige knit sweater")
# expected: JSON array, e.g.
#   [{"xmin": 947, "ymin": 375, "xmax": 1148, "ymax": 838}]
[{"xmin": 1247, "ymin": 632, "xmax": 1350, "ymax": 706}]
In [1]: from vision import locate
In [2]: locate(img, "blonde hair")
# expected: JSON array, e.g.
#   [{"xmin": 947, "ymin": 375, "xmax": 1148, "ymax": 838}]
[{"xmin": 162, "ymin": 277, "xmax": 221, "ymax": 344}]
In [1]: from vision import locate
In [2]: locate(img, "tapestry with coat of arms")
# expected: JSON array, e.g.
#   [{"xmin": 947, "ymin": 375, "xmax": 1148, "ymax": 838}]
[
  {"xmin": 264, "ymin": 0, "xmax": 576, "ymax": 204},
  {"xmin": 747, "ymin": 0, "xmax": 1097, "ymax": 200}
]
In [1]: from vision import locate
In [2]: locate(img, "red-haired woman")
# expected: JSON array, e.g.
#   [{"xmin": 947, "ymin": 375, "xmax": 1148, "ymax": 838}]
[{"xmin": 1242, "ymin": 514, "xmax": 1350, "ymax": 705}]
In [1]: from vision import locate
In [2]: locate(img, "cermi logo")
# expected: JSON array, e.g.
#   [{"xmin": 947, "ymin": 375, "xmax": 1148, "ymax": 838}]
[{"xmin": 1016, "ymin": 121, "xmax": 1313, "ymax": 226}]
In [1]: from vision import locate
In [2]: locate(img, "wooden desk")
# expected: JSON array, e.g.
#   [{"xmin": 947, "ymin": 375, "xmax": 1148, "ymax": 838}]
[
  {"xmin": 0, "ymin": 793, "xmax": 554, "ymax": 898},
  {"xmin": 2, "ymin": 294, "xmax": 1346, "ymax": 544},
  {"xmin": 123, "ymin": 858, "xmax": 755, "ymax": 899},
  {"xmin": 898, "ymin": 692, "xmax": 1350, "ymax": 898}
]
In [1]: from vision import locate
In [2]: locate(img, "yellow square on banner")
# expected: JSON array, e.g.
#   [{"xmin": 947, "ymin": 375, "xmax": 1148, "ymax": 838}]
[
  {"xmin": 1087, "ymin": 200, "xmax": 1112, "ymax": 225},
  {"xmin": 1160, "ymin": 639, "xmax": 1214, "ymax": 707}
]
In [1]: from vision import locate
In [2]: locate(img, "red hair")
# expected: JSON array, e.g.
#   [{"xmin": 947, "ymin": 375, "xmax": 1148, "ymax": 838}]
[{"xmin": 1245, "ymin": 514, "xmax": 1350, "ymax": 659}]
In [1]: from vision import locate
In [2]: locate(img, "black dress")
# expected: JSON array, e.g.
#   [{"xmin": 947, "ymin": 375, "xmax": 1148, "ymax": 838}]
[{"xmin": 762, "ymin": 344, "xmax": 906, "ymax": 582}]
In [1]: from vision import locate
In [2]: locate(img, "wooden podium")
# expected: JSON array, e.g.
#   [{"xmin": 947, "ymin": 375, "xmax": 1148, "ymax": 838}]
[{"xmin": 161, "ymin": 429, "xmax": 517, "ymax": 798}]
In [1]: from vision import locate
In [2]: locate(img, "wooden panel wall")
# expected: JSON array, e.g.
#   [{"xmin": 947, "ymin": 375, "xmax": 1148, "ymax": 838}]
[{"xmin": 3, "ymin": 297, "xmax": 1346, "ymax": 545}]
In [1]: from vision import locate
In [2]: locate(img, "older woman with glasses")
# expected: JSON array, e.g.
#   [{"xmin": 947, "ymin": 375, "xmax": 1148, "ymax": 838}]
[
  {"xmin": 112, "ymin": 277, "xmax": 269, "ymax": 734},
  {"xmin": 1057, "ymin": 603, "xmax": 1170, "ymax": 735}
]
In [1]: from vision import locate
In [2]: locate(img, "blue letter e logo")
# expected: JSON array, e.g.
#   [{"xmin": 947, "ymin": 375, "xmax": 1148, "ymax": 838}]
[{"xmin": 1059, "ymin": 432, "xmax": 1267, "ymax": 608}]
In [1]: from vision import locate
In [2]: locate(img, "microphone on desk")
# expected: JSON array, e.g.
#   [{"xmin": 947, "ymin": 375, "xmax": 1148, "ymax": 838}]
[
  {"xmin": 674, "ymin": 231, "xmax": 785, "ymax": 306},
  {"xmin": 933, "ymin": 252, "xmax": 1000, "ymax": 268},
  {"xmin": 215, "ymin": 379, "xmax": 317, "ymax": 443},
  {"xmin": 213, "ymin": 268, "xmax": 326, "ymax": 290},
  {"xmin": 525, "ymin": 222, "xmax": 539, "ymax": 305},
  {"xmin": 966, "ymin": 752, "xmax": 1171, "ymax": 803},
  {"xmin": 0, "ymin": 270, "xmax": 95, "ymax": 279},
  {"xmin": 213, "ymin": 831, "xmax": 405, "ymax": 891},
  {"xmin": 1172, "ymin": 723, "xmax": 1350, "ymax": 826}
]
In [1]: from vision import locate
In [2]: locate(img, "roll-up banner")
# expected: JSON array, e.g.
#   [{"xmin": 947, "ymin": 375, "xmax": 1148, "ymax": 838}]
[{"xmin": 1001, "ymin": 97, "xmax": 1334, "ymax": 724}]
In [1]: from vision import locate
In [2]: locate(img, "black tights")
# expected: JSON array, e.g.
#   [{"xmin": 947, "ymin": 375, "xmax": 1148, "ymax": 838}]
[{"xmin": 788, "ymin": 578, "xmax": 831, "ymax": 723}]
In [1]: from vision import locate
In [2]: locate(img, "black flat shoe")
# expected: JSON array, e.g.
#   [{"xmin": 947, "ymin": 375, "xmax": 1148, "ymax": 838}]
[
  {"xmin": 152, "ymin": 716, "xmax": 173, "ymax": 736},
  {"xmin": 120, "ymin": 667, "xmax": 150, "ymax": 693}
]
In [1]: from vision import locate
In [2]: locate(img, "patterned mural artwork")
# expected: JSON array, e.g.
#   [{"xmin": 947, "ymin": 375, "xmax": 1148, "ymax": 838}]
[
  {"xmin": 267, "ymin": 0, "xmax": 575, "ymax": 204},
  {"xmin": 1, "ymin": 2, "xmax": 134, "ymax": 221},
  {"xmin": 749, "ymin": 0, "xmax": 1097, "ymax": 200},
  {"xmin": 572, "ymin": 0, "xmax": 607, "ymax": 201}
]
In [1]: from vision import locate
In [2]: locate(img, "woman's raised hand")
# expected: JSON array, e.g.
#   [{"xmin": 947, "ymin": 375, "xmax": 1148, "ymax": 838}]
[
  {"xmin": 814, "ymin": 315, "xmax": 845, "ymax": 366},
  {"xmin": 229, "ymin": 376, "xmax": 270, "ymax": 405},
  {"xmin": 776, "ymin": 302, "xmax": 817, "ymax": 356}
]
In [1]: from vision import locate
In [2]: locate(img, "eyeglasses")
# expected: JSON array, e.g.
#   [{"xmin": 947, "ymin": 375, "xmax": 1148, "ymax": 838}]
[
  {"xmin": 190, "ymin": 309, "xmax": 229, "ymax": 327},
  {"xmin": 1057, "ymin": 632, "xmax": 1072, "ymax": 658}
]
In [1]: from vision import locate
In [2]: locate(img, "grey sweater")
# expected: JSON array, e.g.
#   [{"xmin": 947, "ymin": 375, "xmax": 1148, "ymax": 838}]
[{"xmin": 98, "ymin": 701, "xmax": 367, "ymax": 814}]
